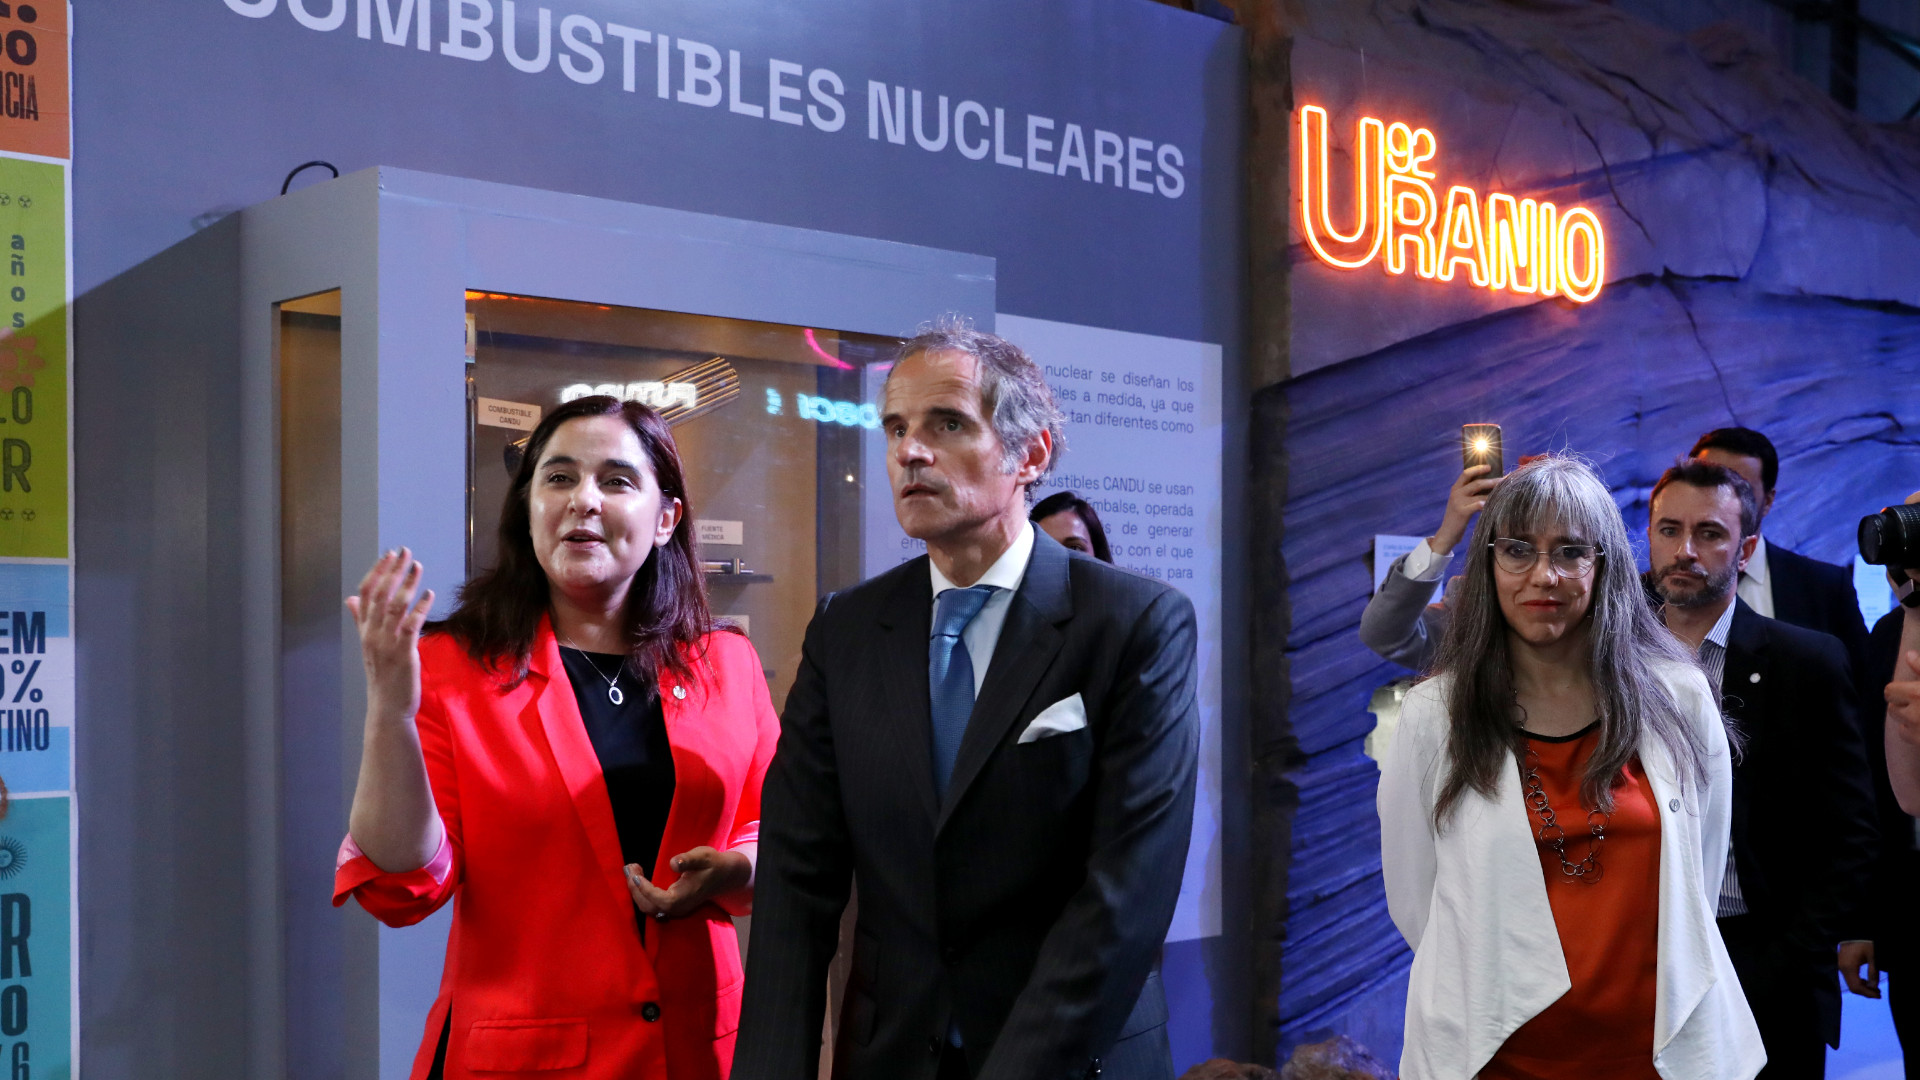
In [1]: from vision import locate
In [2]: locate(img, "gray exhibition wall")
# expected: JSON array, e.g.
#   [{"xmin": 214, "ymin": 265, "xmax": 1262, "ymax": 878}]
[{"xmin": 71, "ymin": 1, "xmax": 1248, "ymax": 1077}]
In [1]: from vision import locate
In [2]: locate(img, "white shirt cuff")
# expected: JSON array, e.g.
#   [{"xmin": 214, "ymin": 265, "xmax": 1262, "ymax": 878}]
[
  {"xmin": 1401, "ymin": 539, "xmax": 1451, "ymax": 583},
  {"xmin": 729, "ymin": 841, "xmax": 757, "ymax": 891}
]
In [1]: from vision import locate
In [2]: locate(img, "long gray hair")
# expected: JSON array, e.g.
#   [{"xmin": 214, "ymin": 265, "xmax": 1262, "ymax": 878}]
[{"xmin": 1430, "ymin": 455, "xmax": 1705, "ymax": 826}]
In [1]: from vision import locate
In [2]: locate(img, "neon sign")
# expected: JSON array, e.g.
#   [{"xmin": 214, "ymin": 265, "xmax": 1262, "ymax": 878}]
[{"xmin": 1298, "ymin": 105, "xmax": 1606, "ymax": 304}]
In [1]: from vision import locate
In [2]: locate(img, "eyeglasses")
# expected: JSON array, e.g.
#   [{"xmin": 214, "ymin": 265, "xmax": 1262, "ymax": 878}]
[{"xmin": 1489, "ymin": 538, "xmax": 1604, "ymax": 578}]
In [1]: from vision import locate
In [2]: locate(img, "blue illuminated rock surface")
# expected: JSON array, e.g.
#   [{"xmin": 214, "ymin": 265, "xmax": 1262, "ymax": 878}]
[{"xmin": 1262, "ymin": 0, "xmax": 1920, "ymax": 1064}]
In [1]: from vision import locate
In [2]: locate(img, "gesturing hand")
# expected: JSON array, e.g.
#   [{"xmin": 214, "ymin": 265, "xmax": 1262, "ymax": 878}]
[
  {"xmin": 345, "ymin": 549, "xmax": 436, "ymax": 725},
  {"xmin": 626, "ymin": 847, "xmax": 752, "ymax": 921},
  {"xmin": 1430, "ymin": 464, "xmax": 1498, "ymax": 556}
]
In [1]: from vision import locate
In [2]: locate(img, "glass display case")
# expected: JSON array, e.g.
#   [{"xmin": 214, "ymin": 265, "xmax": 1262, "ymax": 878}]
[
  {"xmin": 225, "ymin": 167, "xmax": 993, "ymax": 1079},
  {"xmin": 463, "ymin": 293, "xmax": 901, "ymax": 709}
]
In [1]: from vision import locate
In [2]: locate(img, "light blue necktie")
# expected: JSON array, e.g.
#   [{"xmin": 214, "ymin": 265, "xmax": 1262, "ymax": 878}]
[{"xmin": 929, "ymin": 585, "xmax": 996, "ymax": 800}]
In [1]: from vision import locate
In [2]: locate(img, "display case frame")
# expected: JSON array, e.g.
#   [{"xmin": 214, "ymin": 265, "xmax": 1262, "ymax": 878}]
[{"xmin": 235, "ymin": 168, "xmax": 994, "ymax": 1079}]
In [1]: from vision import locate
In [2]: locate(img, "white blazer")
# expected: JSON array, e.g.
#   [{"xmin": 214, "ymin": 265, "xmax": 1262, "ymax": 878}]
[{"xmin": 1377, "ymin": 661, "xmax": 1763, "ymax": 1080}]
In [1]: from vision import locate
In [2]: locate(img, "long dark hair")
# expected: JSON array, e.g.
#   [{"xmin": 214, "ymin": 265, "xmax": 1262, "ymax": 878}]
[
  {"xmin": 1429, "ymin": 455, "xmax": 1707, "ymax": 826},
  {"xmin": 433, "ymin": 395, "xmax": 720, "ymax": 693},
  {"xmin": 1029, "ymin": 490, "xmax": 1113, "ymax": 563}
]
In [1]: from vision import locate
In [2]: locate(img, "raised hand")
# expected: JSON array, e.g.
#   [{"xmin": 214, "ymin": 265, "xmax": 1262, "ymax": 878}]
[
  {"xmin": 346, "ymin": 548, "xmax": 436, "ymax": 725},
  {"xmin": 1431, "ymin": 464, "xmax": 1498, "ymax": 556},
  {"xmin": 344, "ymin": 548, "xmax": 443, "ymax": 873}
]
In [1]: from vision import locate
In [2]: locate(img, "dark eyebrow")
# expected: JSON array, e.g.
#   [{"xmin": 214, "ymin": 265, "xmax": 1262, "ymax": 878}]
[
  {"xmin": 880, "ymin": 406, "xmax": 975, "ymax": 429},
  {"xmin": 536, "ymin": 455, "xmax": 641, "ymax": 473}
]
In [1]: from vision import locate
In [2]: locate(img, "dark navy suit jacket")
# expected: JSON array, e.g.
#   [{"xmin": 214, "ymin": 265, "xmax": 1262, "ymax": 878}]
[
  {"xmin": 1721, "ymin": 599, "xmax": 1879, "ymax": 1048},
  {"xmin": 737, "ymin": 531, "xmax": 1198, "ymax": 1080},
  {"xmin": 1766, "ymin": 541, "xmax": 1870, "ymax": 679}
]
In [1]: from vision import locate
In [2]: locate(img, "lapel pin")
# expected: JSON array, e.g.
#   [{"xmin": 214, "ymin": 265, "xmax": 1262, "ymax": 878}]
[{"xmin": 1748, "ymin": 672, "xmax": 1760, "ymax": 684}]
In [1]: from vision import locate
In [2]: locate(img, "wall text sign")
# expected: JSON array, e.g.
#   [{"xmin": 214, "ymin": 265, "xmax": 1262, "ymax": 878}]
[{"xmin": 1299, "ymin": 105, "xmax": 1607, "ymax": 304}]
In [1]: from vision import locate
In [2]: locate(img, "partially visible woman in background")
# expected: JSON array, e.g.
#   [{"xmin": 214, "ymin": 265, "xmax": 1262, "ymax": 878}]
[
  {"xmin": 334, "ymin": 396, "xmax": 779, "ymax": 1080},
  {"xmin": 1377, "ymin": 455, "xmax": 1761, "ymax": 1080},
  {"xmin": 1031, "ymin": 489, "xmax": 1113, "ymax": 562}
]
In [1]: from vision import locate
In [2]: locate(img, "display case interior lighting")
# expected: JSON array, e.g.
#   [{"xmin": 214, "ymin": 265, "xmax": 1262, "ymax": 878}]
[
  {"xmin": 764, "ymin": 389, "xmax": 881, "ymax": 429},
  {"xmin": 465, "ymin": 291, "xmax": 868, "ymax": 369},
  {"xmin": 556, "ymin": 356, "xmax": 742, "ymax": 425},
  {"xmin": 1297, "ymin": 104, "xmax": 1606, "ymax": 303},
  {"xmin": 803, "ymin": 327, "xmax": 855, "ymax": 370},
  {"xmin": 509, "ymin": 359, "xmax": 745, "ymax": 475}
]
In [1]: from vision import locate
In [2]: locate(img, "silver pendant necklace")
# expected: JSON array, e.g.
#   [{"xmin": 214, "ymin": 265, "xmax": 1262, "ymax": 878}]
[{"xmin": 560, "ymin": 635, "xmax": 625, "ymax": 705}]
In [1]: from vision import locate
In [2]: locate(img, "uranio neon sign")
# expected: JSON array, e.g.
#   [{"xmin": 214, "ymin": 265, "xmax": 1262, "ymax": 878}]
[{"xmin": 1298, "ymin": 105, "xmax": 1607, "ymax": 304}]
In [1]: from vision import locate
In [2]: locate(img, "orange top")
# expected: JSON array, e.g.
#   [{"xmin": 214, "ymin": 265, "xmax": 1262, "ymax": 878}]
[{"xmin": 1481, "ymin": 723, "xmax": 1662, "ymax": 1080}]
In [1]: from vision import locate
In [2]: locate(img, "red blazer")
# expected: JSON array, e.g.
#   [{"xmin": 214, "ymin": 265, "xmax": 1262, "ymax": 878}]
[{"xmin": 334, "ymin": 621, "xmax": 779, "ymax": 1080}]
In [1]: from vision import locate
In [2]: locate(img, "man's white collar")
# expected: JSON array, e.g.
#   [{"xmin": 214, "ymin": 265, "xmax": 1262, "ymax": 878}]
[
  {"xmin": 1742, "ymin": 534, "xmax": 1770, "ymax": 586},
  {"xmin": 930, "ymin": 519, "xmax": 1036, "ymax": 598}
]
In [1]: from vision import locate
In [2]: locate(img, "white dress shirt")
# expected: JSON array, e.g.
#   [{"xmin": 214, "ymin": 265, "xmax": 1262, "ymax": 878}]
[
  {"xmin": 1694, "ymin": 597, "xmax": 1746, "ymax": 917},
  {"xmin": 1400, "ymin": 538, "xmax": 1453, "ymax": 583},
  {"xmin": 1737, "ymin": 535, "xmax": 1774, "ymax": 618},
  {"xmin": 929, "ymin": 520, "xmax": 1036, "ymax": 695}
]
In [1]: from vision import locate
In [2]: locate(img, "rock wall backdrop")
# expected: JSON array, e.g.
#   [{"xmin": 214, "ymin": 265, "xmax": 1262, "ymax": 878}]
[{"xmin": 1242, "ymin": 0, "xmax": 1920, "ymax": 1064}]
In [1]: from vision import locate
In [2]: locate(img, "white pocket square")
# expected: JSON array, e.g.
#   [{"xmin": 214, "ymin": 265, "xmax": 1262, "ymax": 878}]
[{"xmin": 1017, "ymin": 693, "xmax": 1088, "ymax": 744}]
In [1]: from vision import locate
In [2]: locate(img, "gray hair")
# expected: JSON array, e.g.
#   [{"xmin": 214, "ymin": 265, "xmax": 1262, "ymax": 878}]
[
  {"xmin": 886, "ymin": 317, "xmax": 1065, "ymax": 486},
  {"xmin": 1430, "ymin": 455, "xmax": 1713, "ymax": 826}
]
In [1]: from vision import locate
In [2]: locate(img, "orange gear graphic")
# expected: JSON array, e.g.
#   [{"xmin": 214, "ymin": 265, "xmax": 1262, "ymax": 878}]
[{"xmin": 0, "ymin": 331, "xmax": 46, "ymax": 393}]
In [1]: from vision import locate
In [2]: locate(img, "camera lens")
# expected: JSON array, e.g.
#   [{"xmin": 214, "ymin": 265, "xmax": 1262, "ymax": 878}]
[{"xmin": 1860, "ymin": 504, "xmax": 1920, "ymax": 567}]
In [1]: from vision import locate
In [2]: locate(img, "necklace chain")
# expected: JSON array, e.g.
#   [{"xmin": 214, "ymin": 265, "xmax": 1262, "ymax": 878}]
[
  {"xmin": 1520, "ymin": 746, "xmax": 1609, "ymax": 883},
  {"xmin": 559, "ymin": 634, "xmax": 626, "ymax": 706}
]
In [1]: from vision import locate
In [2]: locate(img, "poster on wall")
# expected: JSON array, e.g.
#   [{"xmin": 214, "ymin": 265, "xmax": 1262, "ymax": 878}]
[
  {"xmin": 0, "ymin": 1, "xmax": 66, "ymax": 162},
  {"xmin": 0, "ymin": 564, "xmax": 67, "ymax": 797},
  {"xmin": 0, "ymin": 5, "xmax": 70, "ymax": 1076},
  {"xmin": 0, "ymin": 157, "xmax": 65, "ymax": 559},
  {"xmin": 0, "ymin": 795, "xmax": 69, "ymax": 1080},
  {"xmin": 859, "ymin": 315, "xmax": 1225, "ymax": 945}
]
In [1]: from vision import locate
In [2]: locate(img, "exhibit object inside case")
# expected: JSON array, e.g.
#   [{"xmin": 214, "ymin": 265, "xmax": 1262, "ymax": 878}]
[{"xmin": 464, "ymin": 293, "xmax": 902, "ymax": 708}]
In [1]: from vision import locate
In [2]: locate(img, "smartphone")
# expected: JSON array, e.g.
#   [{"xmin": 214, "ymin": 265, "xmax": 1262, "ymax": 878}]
[{"xmin": 1461, "ymin": 423, "xmax": 1505, "ymax": 478}]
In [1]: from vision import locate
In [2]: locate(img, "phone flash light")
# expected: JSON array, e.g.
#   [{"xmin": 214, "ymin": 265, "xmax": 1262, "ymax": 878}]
[{"xmin": 1473, "ymin": 438, "xmax": 1489, "ymax": 453}]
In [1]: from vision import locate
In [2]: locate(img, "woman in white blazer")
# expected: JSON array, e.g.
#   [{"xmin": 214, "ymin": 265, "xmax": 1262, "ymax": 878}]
[{"xmin": 1378, "ymin": 456, "xmax": 1763, "ymax": 1080}]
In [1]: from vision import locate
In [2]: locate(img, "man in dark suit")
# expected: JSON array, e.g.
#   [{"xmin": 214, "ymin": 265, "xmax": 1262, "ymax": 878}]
[
  {"xmin": 736, "ymin": 323, "xmax": 1199, "ymax": 1080},
  {"xmin": 1690, "ymin": 427, "xmax": 1870, "ymax": 664},
  {"xmin": 1648, "ymin": 460, "xmax": 1880, "ymax": 1078}
]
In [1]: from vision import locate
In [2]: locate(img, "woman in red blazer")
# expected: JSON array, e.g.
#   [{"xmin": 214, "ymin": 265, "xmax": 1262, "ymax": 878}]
[{"xmin": 333, "ymin": 395, "xmax": 780, "ymax": 1080}]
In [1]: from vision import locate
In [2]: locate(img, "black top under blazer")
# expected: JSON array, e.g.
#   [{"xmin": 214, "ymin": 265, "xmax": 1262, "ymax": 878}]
[{"xmin": 735, "ymin": 531, "xmax": 1200, "ymax": 1080}]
